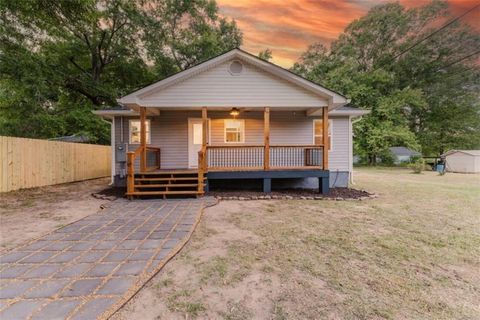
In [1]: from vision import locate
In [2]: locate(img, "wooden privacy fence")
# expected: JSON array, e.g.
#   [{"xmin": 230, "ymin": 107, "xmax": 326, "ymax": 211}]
[{"xmin": 0, "ymin": 136, "xmax": 111, "ymax": 193}]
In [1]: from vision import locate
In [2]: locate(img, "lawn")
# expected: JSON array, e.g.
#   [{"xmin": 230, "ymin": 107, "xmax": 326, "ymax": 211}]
[{"xmin": 113, "ymin": 168, "xmax": 480, "ymax": 320}]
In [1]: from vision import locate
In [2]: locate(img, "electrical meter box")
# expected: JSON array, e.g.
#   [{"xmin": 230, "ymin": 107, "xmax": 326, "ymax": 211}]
[{"xmin": 115, "ymin": 143, "xmax": 127, "ymax": 162}]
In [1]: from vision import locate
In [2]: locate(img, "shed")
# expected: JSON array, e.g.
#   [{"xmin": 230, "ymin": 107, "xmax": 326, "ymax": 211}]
[
  {"xmin": 442, "ymin": 150, "xmax": 480, "ymax": 173},
  {"xmin": 389, "ymin": 146, "xmax": 421, "ymax": 164}
]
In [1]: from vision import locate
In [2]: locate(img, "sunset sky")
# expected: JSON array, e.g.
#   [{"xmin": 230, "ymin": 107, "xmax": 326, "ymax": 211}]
[{"xmin": 216, "ymin": 0, "xmax": 480, "ymax": 67}]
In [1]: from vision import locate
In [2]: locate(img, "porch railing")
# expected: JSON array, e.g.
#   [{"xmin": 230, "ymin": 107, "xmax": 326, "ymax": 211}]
[
  {"xmin": 206, "ymin": 145, "xmax": 323, "ymax": 170},
  {"xmin": 126, "ymin": 146, "xmax": 161, "ymax": 196},
  {"xmin": 145, "ymin": 146, "xmax": 161, "ymax": 170},
  {"xmin": 270, "ymin": 145, "xmax": 323, "ymax": 168},
  {"xmin": 207, "ymin": 145, "xmax": 264, "ymax": 170}
]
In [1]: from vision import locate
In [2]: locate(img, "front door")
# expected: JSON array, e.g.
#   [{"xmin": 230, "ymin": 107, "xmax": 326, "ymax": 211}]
[{"xmin": 188, "ymin": 118, "xmax": 209, "ymax": 168}]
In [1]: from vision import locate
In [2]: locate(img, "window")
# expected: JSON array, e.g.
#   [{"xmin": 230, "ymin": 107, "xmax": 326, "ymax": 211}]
[
  {"xmin": 224, "ymin": 119, "xmax": 245, "ymax": 143},
  {"xmin": 129, "ymin": 119, "xmax": 151, "ymax": 144},
  {"xmin": 313, "ymin": 119, "xmax": 332, "ymax": 150},
  {"xmin": 193, "ymin": 123, "xmax": 202, "ymax": 145}
]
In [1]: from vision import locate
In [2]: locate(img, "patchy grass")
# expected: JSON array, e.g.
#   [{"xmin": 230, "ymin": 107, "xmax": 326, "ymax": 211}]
[
  {"xmin": 113, "ymin": 168, "xmax": 480, "ymax": 320},
  {"xmin": 166, "ymin": 289, "xmax": 206, "ymax": 317}
]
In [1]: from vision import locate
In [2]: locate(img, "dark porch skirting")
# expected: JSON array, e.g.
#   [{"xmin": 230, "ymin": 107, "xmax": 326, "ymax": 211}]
[{"xmin": 206, "ymin": 170, "xmax": 330, "ymax": 194}]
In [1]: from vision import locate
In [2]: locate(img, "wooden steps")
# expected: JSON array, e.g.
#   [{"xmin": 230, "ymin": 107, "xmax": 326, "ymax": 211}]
[
  {"xmin": 127, "ymin": 170, "xmax": 205, "ymax": 199},
  {"xmin": 135, "ymin": 177, "xmax": 198, "ymax": 182},
  {"xmin": 134, "ymin": 183, "xmax": 200, "ymax": 188},
  {"xmin": 127, "ymin": 191, "xmax": 203, "ymax": 196}
]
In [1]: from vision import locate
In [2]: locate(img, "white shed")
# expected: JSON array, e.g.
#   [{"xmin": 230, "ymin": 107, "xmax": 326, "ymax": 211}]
[{"xmin": 443, "ymin": 150, "xmax": 480, "ymax": 173}]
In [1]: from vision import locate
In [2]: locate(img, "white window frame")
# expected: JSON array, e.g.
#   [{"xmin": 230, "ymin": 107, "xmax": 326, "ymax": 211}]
[
  {"xmin": 313, "ymin": 119, "xmax": 333, "ymax": 151},
  {"xmin": 129, "ymin": 119, "xmax": 151, "ymax": 145},
  {"xmin": 224, "ymin": 119, "xmax": 245, "ymax": 143}
]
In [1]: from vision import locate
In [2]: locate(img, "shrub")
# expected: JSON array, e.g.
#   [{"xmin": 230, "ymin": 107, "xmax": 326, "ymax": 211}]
[{"xmin": 410, "ymin": 158, "xmax": 425, "ymax": 174}]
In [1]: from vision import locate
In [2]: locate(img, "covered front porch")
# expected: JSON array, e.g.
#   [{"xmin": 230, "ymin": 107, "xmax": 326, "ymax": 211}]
[{"xmin": 126, "ymin": 106, "xmax": 330, "ymax": 197}]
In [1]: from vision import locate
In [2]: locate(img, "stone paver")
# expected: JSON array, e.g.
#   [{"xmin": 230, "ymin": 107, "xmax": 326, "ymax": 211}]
[{"xmin": 0, "ymin": 198, "xmax": 210, "ymax": 319}]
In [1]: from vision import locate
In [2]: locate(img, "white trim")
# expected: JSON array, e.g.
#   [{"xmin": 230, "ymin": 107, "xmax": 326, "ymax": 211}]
[
  {"xmin": 329, "ymin": 109, "xmax": 370, "ymax": 117},
  {"xmin": 118, "ymin": 49, "xmax": 348, "ymax": 108},
  {"xmin": 312, "ymin": 119, "xmax": 333, "ymax": 151},
  {"xmin": 93, "ymin": 110, "xmax": 139, "ymax": 119},
  {"xmin": 224, "ymin": 119, "xmax": 245, "ymax": 143},
  {"xmin": 129, "ymin": 119, "xmax": 151, "ymax": 145}
]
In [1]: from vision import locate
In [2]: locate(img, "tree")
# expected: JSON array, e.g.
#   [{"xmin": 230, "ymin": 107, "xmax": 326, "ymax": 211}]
[
  {"xmin": 293, "ymin": 1, "xmax": 480, "ymax": 162},
  {"xmin": 258, "ymin": 49, "xmax": 273, "ymax": 61},
  {"xmin": 0, "ymin": 0, "xmax": 242, "ymax": 143}
]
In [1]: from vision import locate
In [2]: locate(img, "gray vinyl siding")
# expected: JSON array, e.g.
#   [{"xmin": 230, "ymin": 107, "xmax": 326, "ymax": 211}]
[
  {"xmin": 141, "ymin": 60, "xmax": 328, "ymax": 108},
  {"xmin": 113, "ymin": 111, "xmax": 351, "ymax": 174},
  {"xmin": 330, "ymin": 117, "xmax": 350, "ymax": 171}
]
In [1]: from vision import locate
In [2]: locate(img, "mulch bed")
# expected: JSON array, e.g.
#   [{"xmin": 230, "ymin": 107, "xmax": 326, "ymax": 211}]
[{"xmin": 207, "ymin": 188, "xmax": 376, "ymax": 201}]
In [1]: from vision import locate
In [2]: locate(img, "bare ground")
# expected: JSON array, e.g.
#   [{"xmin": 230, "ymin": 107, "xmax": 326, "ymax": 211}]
[
  {"xmin": 112, "ymin": 168, "xmax": 480, "ymax": 320},
  {"xmin": 0, "ymin": 178, "xmax": 110, "ymax": 251}
]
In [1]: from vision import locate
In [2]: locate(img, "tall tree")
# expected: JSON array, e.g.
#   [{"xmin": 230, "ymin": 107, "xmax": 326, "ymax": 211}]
[
  {"xmin": 0, "ymin": 0, "xmax": 242, "ymax": 143},
  {"xmin": 258, "ymin": 49, "xmax": 273, "ymax": 61},
  {"xmin": 293, "ymin": 1, "xmax": 480, "ymax": 162}
]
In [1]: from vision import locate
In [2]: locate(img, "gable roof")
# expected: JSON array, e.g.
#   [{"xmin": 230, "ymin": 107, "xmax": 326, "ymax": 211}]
[
  {"xmin": 118, "ymin": 48, "xmax": 348, "ymax": 109},
  {"xmin": 389, "ymin": 147, "xmax": 421, "ymax": 157},
  {"xmin": 443, "ymin": 150, "xmax": 480, "ymax": 157}
]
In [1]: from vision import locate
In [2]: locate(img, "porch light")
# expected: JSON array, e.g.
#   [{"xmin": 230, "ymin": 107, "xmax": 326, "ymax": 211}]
[{"xmin": 230, "ymin": 108, "xmax": 240, "ymax": 117}]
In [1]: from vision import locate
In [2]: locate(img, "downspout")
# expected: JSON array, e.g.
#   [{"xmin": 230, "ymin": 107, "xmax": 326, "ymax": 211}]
[
  {"xmin": 350, "ymin": 115, "xmax": 365, "ymax": 185},
  {"xmin": 110, "ymin": 117, "xmax": 115, "ymax": 185},
  {"xmin": 348, "ymin": 115, "xmax": 353, "ymax": 185},
  {"xmin": 120, "ymin": 116, "xmax": 124, "ymax": 143}
]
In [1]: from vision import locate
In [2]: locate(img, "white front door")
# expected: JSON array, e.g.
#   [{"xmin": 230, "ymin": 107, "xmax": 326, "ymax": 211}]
[{"xmin": 188, "ymin": 118, "xmax": 209, "ymax": 168}]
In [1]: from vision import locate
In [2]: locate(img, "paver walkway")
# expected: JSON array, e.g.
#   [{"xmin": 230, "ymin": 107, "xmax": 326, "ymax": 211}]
[{"xmin": 0, "ymin": 198, "xmax": 211, "ymax": 320}]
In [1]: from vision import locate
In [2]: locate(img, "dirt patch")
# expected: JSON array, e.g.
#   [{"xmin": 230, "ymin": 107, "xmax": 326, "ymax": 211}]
[
  {"xmin": 113, "ymin": 168, "xmax": 480, "ymax": 319},
  {"xmin": 207, "ymin": 187, "xmax": 372, "ymax": 199},
  {"xmin": 0, "ymin": 178, "xmax": 110, "ymax": 251},
  {"xmin": 91, "ymin": 185, "xmax": 126, "ymax": 200}
]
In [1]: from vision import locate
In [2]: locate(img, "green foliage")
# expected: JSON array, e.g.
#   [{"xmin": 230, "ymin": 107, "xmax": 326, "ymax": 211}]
[
  {"xmin": 0, "ymin": 0, "xmax": 242, "ymax": 143},
  {"xmin": 293, "ymin": 1, "xmax": 480, "ymax": 163},
  {"xmin": 409, "ymin": 158, "xmax": 425, "ymax": 174},
  {"xmin": 258, "ymin": 49, "xmax": 273, "ymax": 61}
]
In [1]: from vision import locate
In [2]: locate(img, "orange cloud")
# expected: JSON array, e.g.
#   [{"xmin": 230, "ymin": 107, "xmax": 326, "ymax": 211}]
[{"xmin": 217, "ymin": 0, "xmax": 480, "ymax": 67}]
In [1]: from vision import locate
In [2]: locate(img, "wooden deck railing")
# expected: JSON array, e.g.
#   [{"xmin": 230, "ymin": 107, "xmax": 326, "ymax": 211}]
[
  {"xmin": 126, "ymin": 146, "xmax": 161, "ymax": 196},
  {"xmin": 206, "ymin": 145, "xmax": 323, "ymax": 171},
  {"xmin": 270, "ymin": 145, "xmax": 323, "ymax": 168},
  {"xmin": 145, "ymin": 146, "xmax": 161, "ymax": 170},
  {"xmin": 207, "ymin": 145, "xmax": 264, "ymax": 170}
]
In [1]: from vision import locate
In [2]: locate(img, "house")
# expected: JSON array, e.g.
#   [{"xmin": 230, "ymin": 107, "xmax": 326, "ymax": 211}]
[
  {"xmin": 442, "ymin": 150, "xmax": 480, "ymax": 173},
  {"xmin": 93, "ymin": 48, "xmax": 369, "ymax": 198},
  {"xmin": 49, "ymin": 134, "xmax": 91, "ymax": 143},
  {"xmin": 389, "ymin": 147, "xmax": 421, "ymax": 164}
]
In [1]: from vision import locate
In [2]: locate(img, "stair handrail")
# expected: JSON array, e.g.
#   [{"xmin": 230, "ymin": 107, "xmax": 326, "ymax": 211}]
[{"xmin": 126, "ymin": 146, "xmax": 144, "ymax": 197}]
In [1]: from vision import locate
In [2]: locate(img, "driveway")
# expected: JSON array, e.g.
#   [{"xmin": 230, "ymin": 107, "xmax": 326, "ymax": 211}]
[{"xmin": 0, "ymin": 198, "xmax": 212, "ymax": 319}]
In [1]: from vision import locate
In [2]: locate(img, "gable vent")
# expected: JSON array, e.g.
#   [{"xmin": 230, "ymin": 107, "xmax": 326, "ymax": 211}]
[{"xmin": 229, "ymin": 60, "xmax": 243, "ymax": 75}]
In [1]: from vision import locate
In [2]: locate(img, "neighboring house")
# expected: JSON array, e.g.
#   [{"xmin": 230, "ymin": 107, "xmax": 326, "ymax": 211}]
[
  {"xmin": 50, "ymin": 134, "xmax": 90, "ymax": 143},
  {"xmin": 389, "ymin": 147, "xmax": 421, "ymax": 164},
  {"xmin": 94, "ymin": 48, "xmax": 369, "ymax": 198},
  {"xmin": 442, "ymin": 150, "xmax": 480, "ymax": 173}
]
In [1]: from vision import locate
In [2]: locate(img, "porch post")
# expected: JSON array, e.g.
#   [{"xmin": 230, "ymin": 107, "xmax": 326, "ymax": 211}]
[
  {"xmin": 322, "ymin": 106, "xmax": 329, "ymax": 170},
  {"xmin": 264, "ymin": 107, "xmax": 270, "ymax": 170},
  {"xmin": 198, "ymin": 107, "xmax": 208, "ymax": 195},
  {"xmin": 140, "ymin": 106, "xmax": 147, "ymax": 172},
  {"xmin": 202, "ymin": 107, "xmax": 208, "ymax": 170}
]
